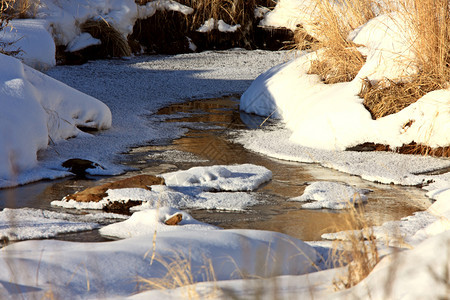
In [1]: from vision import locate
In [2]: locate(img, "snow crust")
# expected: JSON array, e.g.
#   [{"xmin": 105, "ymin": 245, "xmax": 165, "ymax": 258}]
[
  {"xmin": 291, "ymin": 181, "xmax": 370, "ymax": 209},
  {"xmin": 0, "ymin": 54, "xmax": 111, "ymax": 186},
  {"xmin": 236, "ymin": 126, "xmax": 450, "ymax": 186},
  {"xmin": 161, "ymin": 164, "xmax": 272, "ymax": 192},
  {"xmin": 0, "ymin": 208, "xmax": 122, "ymax": 241}
]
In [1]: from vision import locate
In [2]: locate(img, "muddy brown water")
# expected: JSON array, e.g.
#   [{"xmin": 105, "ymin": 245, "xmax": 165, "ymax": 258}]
[{"xmin": 0, "ymin": 96, "xmax": 431, "ymax": 242}]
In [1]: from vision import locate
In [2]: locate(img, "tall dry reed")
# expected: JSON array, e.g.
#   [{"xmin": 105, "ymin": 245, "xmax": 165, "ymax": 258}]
[
  {"xmin": 329, "ymin": 203, "xmax": 380, "ymax": 289},
  {"xmin": 300, "ymin": 0, "xmax": 383, "ymax": 83}
]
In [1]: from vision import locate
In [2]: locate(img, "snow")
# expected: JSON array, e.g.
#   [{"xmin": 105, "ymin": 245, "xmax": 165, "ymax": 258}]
[
  {"xmin": 137, "ymin": 0, "xmax": 194, "ymax": 18},
  {"xmin": 0, "ymin": 224, "xmax": 319, "ymax": 299},
  {"xmin": 0, "ymin": 53, "xmax": 111, "ymax": 187},
  {"xmin": 197, "ymin": 19, "xmax": 241, "ymax": 33},
  {"xmin": 349, "ymin": 13, "xmax": 417, "ymax": 83},
  {"xmin": 259, "ymin": 0, "xmax": 317, "ymax": 32},
  {"xmin": 66, "ymin": 32, "xmax": 101, "ymax": 52},
  {"xmin": 291, "ymin": 181, "xmax": 370, "ymax": 209},
  {"xmin": 52, "ymin": 164, "xmax": 267, "ymax": 211},
  {"xmin": 217, "ymin": 20, "xmax": 241, "ymax": 33},
  {"xmin": 99, "ymin": 207, "xmax": 218, "ymax": 238},
  {"xmin": 240, "ymin": 49, "xmax": 450, "ymax": 151}
]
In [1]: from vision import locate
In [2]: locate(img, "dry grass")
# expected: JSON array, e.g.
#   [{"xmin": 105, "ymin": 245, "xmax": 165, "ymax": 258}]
[
  {"xmin": 81, "ymin": 19, "xmax": 131, "ymax": 57},
  {"xmin": 309, "ymin": 47, "xmax": 366, "ymax": 84},
  {"xmin": 138, "ymin": 252, "xmax": 218, "ymax": 299},
  {"xmin": 359, "ymin": 76, "xmax": 445, "ymax": 119},
  {"xmin": 299, "ymin": 0, "xmax": 382, "ymax": 83},
  {"xmin": 410, "ymin": 0, "xmax": 450, "ymax": 81},
  {"xmin": 329, "ymin": 203, "xmax": 380, "ymax": 289}
]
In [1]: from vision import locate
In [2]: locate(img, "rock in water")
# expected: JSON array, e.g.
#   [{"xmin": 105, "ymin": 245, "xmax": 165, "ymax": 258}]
[
  {"xmin": 65, "ymin": 175, "xmax": 165, "ymax": 202},
  {"xmin": 61, "ymin": 158, "xmax": 103, "ymax": 176}
]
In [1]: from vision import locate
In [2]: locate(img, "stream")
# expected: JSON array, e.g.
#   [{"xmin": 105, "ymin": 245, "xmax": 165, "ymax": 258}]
[{"xmin": 0, "ymin": 96, "xmax": 432, "ymax": 242}]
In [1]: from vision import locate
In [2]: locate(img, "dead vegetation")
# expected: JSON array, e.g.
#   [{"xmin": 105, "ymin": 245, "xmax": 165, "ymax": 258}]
[
  {"xmin": 309, "ymin": 47, "xmax": 365, "ymax": 84},
  {"xmin": 138, "ymin": 252, "xmax": 218, "ymax": 299},
  {"xmin": 329, "ymin": 203, "xmax": 380, "ymax": 289},
  {"xmin": 81, "ymin": 19, "xmax": 132, "ymax": 58},
  {"xmin": 299, "ymin": 0, "xmax": 380, "ymax": 83},
  {"xmin": 360, "ymin": 0, "xmax": 450, "ymax": 118},
  {"xmin": 359, "ymin": 76, "xmax": 445, "ymax": 119}
]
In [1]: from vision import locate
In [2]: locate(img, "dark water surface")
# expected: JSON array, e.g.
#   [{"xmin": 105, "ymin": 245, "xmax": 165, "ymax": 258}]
[{"xmin": 0, "ymin": 96, "xmax": 431, "ymax": 242}]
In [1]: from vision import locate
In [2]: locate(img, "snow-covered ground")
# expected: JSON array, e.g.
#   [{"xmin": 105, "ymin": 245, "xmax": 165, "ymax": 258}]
[{"xmin": 1, "ymin": 0, "xmax": 450, "ymax": 298}]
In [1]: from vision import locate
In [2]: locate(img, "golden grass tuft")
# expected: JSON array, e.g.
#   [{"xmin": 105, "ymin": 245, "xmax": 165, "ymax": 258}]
[
  {"xmin": 359, "ymin": 75, "xmax": 446, "ymax": 119},
  {"xmin": 329, "ymin": 203, "xmax": 380, "ymax": 289},
  {"xmin": 81, "ymin": 19, "xmax": 131, "ymax": 57}
]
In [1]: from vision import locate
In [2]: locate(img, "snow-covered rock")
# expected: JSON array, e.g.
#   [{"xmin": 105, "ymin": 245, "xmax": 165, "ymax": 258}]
[{"xmin": 99, "ymin": 207, "xmax": 218, "ymax": 238}]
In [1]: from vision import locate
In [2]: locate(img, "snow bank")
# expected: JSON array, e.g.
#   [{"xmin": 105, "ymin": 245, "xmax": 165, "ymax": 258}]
[
  {"xmin": 0, "ymin": 19, "xmax": 55, "ymax": 70},
  {"xmin": 240, "ymin": 48, "xmax": 450, "ymax": 151},
  {"xmin": 291, "ymin": 181, "xmax": 370, "ymax": 209},
  {"xmin": 0, "ymin": 227, "xmax": 319, "ymax": 299},
  {"xmin": 0, "ymin": 54, "xmax": 111, "ymax": 187},
  {"xmin": 350, "ymin": 13, "xmax": 417, "ymax": 83},
  {"xmin": 99, "ymin": 207, "xmax": 218, "ymax": 238}
]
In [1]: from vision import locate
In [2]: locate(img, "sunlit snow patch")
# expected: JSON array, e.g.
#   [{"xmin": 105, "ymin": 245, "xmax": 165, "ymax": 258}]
[
  {"xmin": 99, "ymin": 207, "xmax": 218, "ymax": 239},
  {"xmin": 291, "ymin": 181, "xmax": 370, "ymax": 209},
  {"xmin": 161, "ymin": 164, "xmax": 272, "ymax": 192}
]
